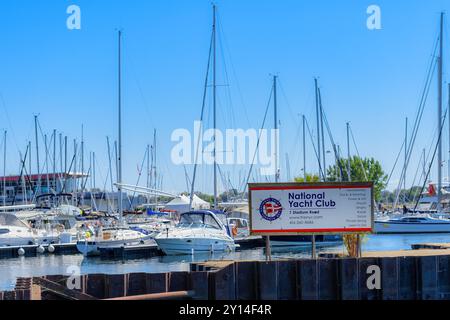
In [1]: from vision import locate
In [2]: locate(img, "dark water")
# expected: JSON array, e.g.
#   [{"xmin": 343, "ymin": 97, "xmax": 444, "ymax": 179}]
[{"xmin": 1, "ymin": 233, "xmax": 450, "ymax": 291}]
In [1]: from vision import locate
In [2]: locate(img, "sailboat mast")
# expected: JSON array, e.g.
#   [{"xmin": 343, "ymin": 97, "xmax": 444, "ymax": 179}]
[
  {"xmin": 314, "ymin": 78, "xmax": 322, "ymax": 181},
  {"xmin": 213, "ymin": 5, "xmax": 218, "ymax": 208},
  {"xmin": 448, "ymin": 84, "xmax": 450, "ymax": 185},
  {"xmin": 34, "ymin": 115, "xmax": 41, "ymax": 195},
  {"xmin": 319, "ymin": 89, "xmax": 326, "ymax": 180},
  {"xmin": 53, "ymin": 130, "xmax": 56, "ymax": 190},
  {"xmin": 273, "ymin": 75, "xmax": 279, "ymax": 183},
  {"xmin": 118, "ymin": 30, "xmax": 123, "ymax": 217},
  {"xmin": 303, "ymin": 115, "xmax": 306, "ymax": 181},
  {"xmin": 437, "ymin": 12, "xmax": 444, "ymax": 211},
  {"xmin": 404, "ymin": 117, "xmax": 407, "ymax": 193},
  {"xmin": 346, "ymin": 122, "xmax": 351, "ymax": 182},
  {"xmin": 81, "ymin": 125, "xmax": 84, "ymax": 205},
  {"xmin": 3, "ymin": 131, "xmax": 6, "ymax": 207}
]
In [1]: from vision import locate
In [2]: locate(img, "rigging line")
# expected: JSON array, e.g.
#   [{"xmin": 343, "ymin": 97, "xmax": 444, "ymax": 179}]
[
  {"xmin": 349, "ymin": 126, "xmax": 369, "ymax": 180},
  {"xmin": 190, "ymin": 29, "xmax": 214, "ymax": 202},
  {"xmin": 406, "ymin": 55, "xmax": 438, "ymax": 159},
  {"xmin": 217, "ymin": 26, "xmax": 237, "ymax": 131},
  {"xmin": 291, "ymin": 115, "xmax": 303, "ymax": 176},
  {"xmin": 126, "ymin": 51, "xmax": 157, "ymax": 130},
  {"xmin": 385, "ymin": 140, "xmax": 405, "ymax": 187},
  {"xmin": 216, "ymin": 11, "xmax": 252, "ymax": 128},
  {"xmin": 305, "ymin": 118, "xmax": 325, "ymax": 179},
  {"xmin": 394, "ymin": 49, "xmax": 438, "ymax": 207},
  {"xmin": 36, "ymin": 119, "xmax": 57, "ymax": 171},
  {"xmin": 407, "ymin": 150, "xmax": 427, "ymax": 204},
  {"xmin": 411, "ymin": 149, "xmax": 433, "ymax": 204},
  {"xmin": 277, "ymin": 78, "xmax": 302, "ymax": 165},
  {"xmin": 12, "ymin": 144, "xmax": 30, "ymax": 206},
  {"xmin": 405, "ymin": 35, "xmax": 439, "ymax": 158},
  {"xmin": 414, "ymin": 106, "xmax": 449, "ymax": 212},
  {"xmin": 0, "ymin": 93, "xmax": 21, "ymax": 153},
  {"xmin": 129, "ymin": 147, "xmax": 149, "ymax": 206},
  {"xmin": 77, "ymin": 166, "xmax": 92, "ymax": 207},
  {"xmin": 217, "ymin": 165, "xmax": 228, "ymax": 195},
  {"xmin": 240, "ymin": 86, "xmax": 274, "ymax": 195},
  {"xmin": 349, "ymin": 126, "xmax": 382, "ymax": 209},
  {"xmin": 321, "ymin": 103, "xmax": 345, "ymax": 179},
  {"xmin": 278, "ymin": 78, "xmax": 300, "ymax": 129},
  {"xmin": 403, "ymin": 33, "xmax": 439, "ymax": 166}
]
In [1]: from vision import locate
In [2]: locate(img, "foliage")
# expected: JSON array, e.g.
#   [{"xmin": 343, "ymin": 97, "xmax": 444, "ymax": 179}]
[
  {"xmin": 294, "ymin": 173, "xmax": 320, "ymax": 183},
  {"xmin": 327, "ymin": 156, "xmax": 387, "ymax": 201}
]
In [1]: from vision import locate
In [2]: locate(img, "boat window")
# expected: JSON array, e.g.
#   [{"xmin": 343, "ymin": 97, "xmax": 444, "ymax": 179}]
[
  {"xmin": 0, "ymin": 228, "xmax": 10, "ymax": 234},
  {"xmin": 179, "ymin": 213, "xmax": 204, "ymax": 228},
  {"xmin": 204, "ymin": 214, "xmax": 221, "ymax": 230}
]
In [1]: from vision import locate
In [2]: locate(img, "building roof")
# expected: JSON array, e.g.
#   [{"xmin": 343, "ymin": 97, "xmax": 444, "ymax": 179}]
[{"xmin": 0, "ymin": 172, "xmax": 88, "ymax": 183}]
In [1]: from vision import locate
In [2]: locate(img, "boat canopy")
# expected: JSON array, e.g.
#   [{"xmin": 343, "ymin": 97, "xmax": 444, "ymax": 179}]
[{"xmin": 179, "ymin": 210, "xmax": 226, "ymax": 230}]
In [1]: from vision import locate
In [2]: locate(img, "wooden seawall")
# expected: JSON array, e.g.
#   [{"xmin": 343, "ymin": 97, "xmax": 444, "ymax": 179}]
[{"xmin": 3, "ymin": 251, "xmax": 450, "ymax": 300}]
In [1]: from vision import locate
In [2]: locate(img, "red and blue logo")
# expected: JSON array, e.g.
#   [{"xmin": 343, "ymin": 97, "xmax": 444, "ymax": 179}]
[{"xmin": 259, "ymin": 198, "xmax": 283, "ymax": 221}]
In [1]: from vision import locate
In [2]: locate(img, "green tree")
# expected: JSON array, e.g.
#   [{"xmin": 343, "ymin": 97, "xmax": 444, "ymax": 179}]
[
  {"xmin": 327, "ymin": 156, "xmax": 387, "ymax": 201},
  {"xmin": 294, "ymin": 173, "xmax": 320, "ymax": 183}
]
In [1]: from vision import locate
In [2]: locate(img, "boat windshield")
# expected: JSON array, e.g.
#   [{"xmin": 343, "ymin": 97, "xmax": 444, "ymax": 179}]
[
  {"xmin": 178, "ymin": 213, "xmax": 222, "ymax": 230},
  {"xmin": 0, "ymin": 214, "xmax": 29, "ymax": 228}
]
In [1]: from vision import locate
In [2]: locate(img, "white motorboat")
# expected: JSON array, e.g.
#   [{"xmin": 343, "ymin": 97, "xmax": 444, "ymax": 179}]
[
  {"xmin": 154, "ymin": 210, "xmax": 237, "ymax": 255},
  {"xmin": 76, "ymin": 226, "xmax": 151, "ymax": 256},
  {"xmin": 374, "ymin": 214, "xmax": 450, "ymax": 234},
  {"xmin": 0, "ymin": 213, "xmax": 59, "ymax": 247}
]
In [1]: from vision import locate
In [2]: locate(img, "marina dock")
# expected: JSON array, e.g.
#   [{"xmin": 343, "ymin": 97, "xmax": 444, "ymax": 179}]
[{"xmin": 0, "ymin": 236, "xmax": 264, "ymax": 260}]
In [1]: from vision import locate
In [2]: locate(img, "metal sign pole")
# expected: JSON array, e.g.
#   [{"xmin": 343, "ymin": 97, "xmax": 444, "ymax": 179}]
[
  {"xmin": 311, "ymin": 235, "xmax": 316, "ymax": 259},
  {"xmin": 357, "ymin": 234, "xmax": 362, "ymax": 258},
  {"xmin": 266, "ymin": 236, "xmax": 272, "ymax": 261}
]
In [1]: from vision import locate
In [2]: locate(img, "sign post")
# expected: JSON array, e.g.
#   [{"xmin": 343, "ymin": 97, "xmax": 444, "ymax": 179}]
[{"xmin": 248, "ymin": 182, "xmax": 374, "ymax": 259}]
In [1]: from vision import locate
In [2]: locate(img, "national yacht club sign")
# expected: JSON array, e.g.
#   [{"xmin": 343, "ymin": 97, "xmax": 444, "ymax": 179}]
[{"xmin": 248, "ymin": 182, "xmax": 374, "ymax": 235}]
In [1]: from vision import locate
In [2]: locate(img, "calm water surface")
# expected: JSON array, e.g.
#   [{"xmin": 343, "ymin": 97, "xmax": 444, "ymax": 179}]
[{"xmin": 1, "ymin": 233, "xmax": 450, "ymax": 291}]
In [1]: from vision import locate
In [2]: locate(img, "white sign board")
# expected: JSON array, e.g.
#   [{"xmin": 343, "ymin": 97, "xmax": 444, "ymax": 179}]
[{"xmin": 249, "ymin": 182, "xmax": 374, "ymax": 235}]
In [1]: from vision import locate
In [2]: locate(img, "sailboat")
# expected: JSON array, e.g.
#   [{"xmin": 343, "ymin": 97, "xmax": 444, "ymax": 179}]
[
  {"xmin": 154, "ymin": 5, "xmax": 236, "ymax": 256},
  {"xmin": 76, "ymin": 31, "xmax": 151, "ymax": 256},
  {"xmin": 374, "ymin": 12, "xmax": 450, "ymax": 234}
]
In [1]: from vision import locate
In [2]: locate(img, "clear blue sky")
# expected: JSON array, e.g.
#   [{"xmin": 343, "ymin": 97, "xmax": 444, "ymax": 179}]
[{"xmin": 0, "ymin": 0, "xmax": 449, "ymax": 195}]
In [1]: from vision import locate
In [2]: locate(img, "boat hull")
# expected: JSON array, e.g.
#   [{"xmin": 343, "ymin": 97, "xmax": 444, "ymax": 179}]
[
  {"xmin": 76, "ymin": 235, "xmax": 152, "ymax": 256},
  {"xmin": 155, "ymin": 237, "xmax": 236, "ymax": 255},
  {"xmin": 374, "ymin": 221, "xmax": 450, "ymax": 234}
]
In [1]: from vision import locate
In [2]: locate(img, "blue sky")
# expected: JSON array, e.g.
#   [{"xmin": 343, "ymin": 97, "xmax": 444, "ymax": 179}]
[{"xmin": 0, "ymin": 0, "xmax": 449, "ymax": 195}]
